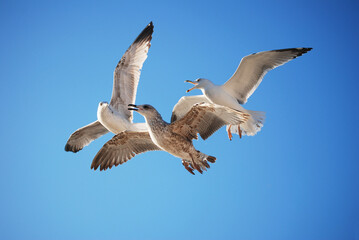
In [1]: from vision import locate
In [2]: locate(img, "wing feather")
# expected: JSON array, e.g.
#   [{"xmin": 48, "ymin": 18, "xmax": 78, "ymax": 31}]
[
  {"xmin": 110, "ymin": 22, "xmax": 154, "ymax": 122},
  {"xmin": 65, "ymin": 120, "xmax": 109, "ymax": 153},
  {"xmin": 91, "ymin": 131, "xmax": 161, "ymax": 171},
  {"xmin": 222, "ymin": 48, "xmax": 312, "ymax": 104},
  {"xmin": 170, "ymin": 95, "xmax": 210, "ymax": 123},
  {"xmin": 170, "ymin": 103, "xmax": 250, "ymax": 140}
]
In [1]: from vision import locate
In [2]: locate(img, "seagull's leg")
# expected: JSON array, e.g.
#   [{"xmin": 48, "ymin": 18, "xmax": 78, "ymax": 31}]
[
  {"xmin": 238, "ymin": 125, "xmax": 242, "ymax": 139},
  {"xmin": 227, "ymin": 125, "xmax": 233, "ymax": 141},
  {"xmin": 182, "ymin": 160, "xmax": 195, "ymax": 175}
]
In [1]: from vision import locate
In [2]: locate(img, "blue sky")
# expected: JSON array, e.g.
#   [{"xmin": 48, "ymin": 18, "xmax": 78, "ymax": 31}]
[{"xmin": 1, "ymin": 0, "xmax": 358, "ymax": 239}]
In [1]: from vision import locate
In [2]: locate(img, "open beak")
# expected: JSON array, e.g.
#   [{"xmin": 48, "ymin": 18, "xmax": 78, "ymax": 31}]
[
  {"xmin": 128, "ymin": 104, "xmax": 138, "ymax": 111},
  {"xmin": 185, "ymin": 80, "xmax": 198, "ymax": 93}
]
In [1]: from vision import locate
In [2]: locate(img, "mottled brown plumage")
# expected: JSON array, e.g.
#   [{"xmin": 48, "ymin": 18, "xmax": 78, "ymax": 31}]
[
  {"xmin": 91, "ymin": 131, "xmax": 160, "ymax": 171},
  {"xmin": 91, "ymin": 102, "xmax": 249, "ymax": 174}
]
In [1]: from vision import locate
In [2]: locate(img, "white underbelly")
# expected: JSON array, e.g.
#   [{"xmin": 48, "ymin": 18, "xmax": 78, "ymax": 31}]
[
  {"xmin": 97, "ymin": 109, "xmax": 130, "ymax": 134},
  {"xmin": 205, "ymin": 88, "xmax": 245, "ymax": 112}
]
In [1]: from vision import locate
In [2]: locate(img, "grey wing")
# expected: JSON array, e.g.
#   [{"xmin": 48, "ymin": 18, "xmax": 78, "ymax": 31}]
[
  {"xmin": 65, "ymin": 120, "xmax": 109, "ymax": 153},
  {"xmin": 222, "ymin": 48, "xmax": 312, "ymax": 104},
  {"xmin": 170, "ymin": 95, "xmax": 210, "ymax": 123},
  {"xmin": 171, "ymin": 103, "xmax": 250, "ymax": 140},
  {"xmin": 110, "ymin": 22, "xmax": 154, "ymax": 122},
  {"xmin": 91, "ymin": 131, "xmax": 161, "ymax": 171}
]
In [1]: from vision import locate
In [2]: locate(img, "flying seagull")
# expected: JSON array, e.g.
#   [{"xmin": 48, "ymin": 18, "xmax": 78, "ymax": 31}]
[
  {"xmin": 173, "ymin": 47, "xmax": 312, "ymax": 140},
  {"xmin": 65, "ymin": 22, "xmax": 154, "ymax": 153},
  {"xmin": 91, "ymin": 103, "xmax": 250, "ymax": 174}
]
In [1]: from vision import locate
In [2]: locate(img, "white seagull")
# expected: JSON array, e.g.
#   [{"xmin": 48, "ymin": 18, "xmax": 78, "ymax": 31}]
[
  {"xmin": 65, "ymin": 22, "xmax": 154, "ymax": 153},
  {"xmin": 172, "ymin": 47, "xmax": 312, "ymax": 140},
  {"xmin": 91, "ymin": 103, "xmax": 250, "ymax": 174}
]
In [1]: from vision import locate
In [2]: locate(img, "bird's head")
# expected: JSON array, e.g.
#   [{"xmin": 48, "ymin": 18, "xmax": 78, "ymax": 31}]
[
  {"xmin": 185, "ymin": 78, "xmax": 212, "ymax": 92},
  {"xmin": 98, "ymin": 101, "xmax": 112, "ymax": 113},
  {"xmin": 97, "ymin": 101, "xmax": 115, "ymax": 118},
  {"xmin": 128, "ymin": 104, "xmax": 158, "ymax": 118},
  {"xmin": 98, "ymin": 101, "xmax": 109, "ymax": 108}
]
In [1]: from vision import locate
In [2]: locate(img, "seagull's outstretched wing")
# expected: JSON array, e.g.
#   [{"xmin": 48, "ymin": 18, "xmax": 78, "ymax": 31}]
[
  {"xmin": 222, "ymin": 48, "xmax": 312, "ymax": 104},
  {"xmin": 91, "ymin": 131, "xmax": 161, "ymax": 171},
  {"xmin": 170, "ymin": 102, "xmax": 250, "ymax": 141},
  {"xmin": 65, "ymin": 121, "xmax": 109, "ymax": 153},
  {"xmin": 110, "ymin": 22, "xmax": 154, "ymax": 122},
  {"xmin": 170, "ymin": 95, "xmax": 210, "ymax": 123}
]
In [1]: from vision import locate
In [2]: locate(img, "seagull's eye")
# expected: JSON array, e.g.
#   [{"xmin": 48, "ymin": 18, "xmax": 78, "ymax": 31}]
[{"xmin": 143, "ymin": 105, "xmax": 149, "ymax": 110}]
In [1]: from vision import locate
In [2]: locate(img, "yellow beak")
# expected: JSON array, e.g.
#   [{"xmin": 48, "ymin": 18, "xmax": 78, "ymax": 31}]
[{"xmin": 185, "ymin": 80, "xmax": 198, "ymax": 92}]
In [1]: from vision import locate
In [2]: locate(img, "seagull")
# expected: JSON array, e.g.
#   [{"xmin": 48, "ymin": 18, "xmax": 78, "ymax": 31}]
[
  {"xmin": 174, "ymin": 47, "xmax": 312, "ymax": 140},
  {"xmin": 65, "ymin": 22, "xmax": 154, "ymax": 153},
  {"xmin": 91, "ymin": 103, "xmax": 250, "ymax": 174}
]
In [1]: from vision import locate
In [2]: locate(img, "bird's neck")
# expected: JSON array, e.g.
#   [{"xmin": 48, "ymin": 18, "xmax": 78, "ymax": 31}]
[
  {"xmin": 201, "ymin": 82, "xmax": 218, "ymax": 95},
  {"xmin": 144, "ymin": 113, "xmax": 168, "ymax": 130}
]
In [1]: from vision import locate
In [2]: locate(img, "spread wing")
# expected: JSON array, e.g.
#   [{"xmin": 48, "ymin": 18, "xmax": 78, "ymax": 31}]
[
  {"xmin": 91, "ymin": 131, "xmax": 161, "ymax": 171},
  {"xmin": 65, "ymin": 120, "xmax": 109, "ymax": 153},
  {"xmin": 170, "ymin": 102, "xmax": 250, "ymax": 141},
  {"xmin": 110, "ymin": 22, "xmax": 154, "ymax": 122},
  {"xmin": 170, "ymin": 95, "xmax": 210, "ymax": 123},
  {"xmin": 222, "ymin": 48, "xmax": 312, "ymax": 104}
]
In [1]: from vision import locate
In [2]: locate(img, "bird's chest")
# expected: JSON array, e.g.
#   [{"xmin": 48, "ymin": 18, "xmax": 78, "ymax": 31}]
[
  {"xmin": 148, "ymin": 126, "xmax": 168, "ymax": 149},
  {"xmin": 205, "ymin": 87, "xmax": 240, "ymax": 110},
  {"xmin": 98, "ymin": 109, "xmax": 130, "ymax": 133},
  {"xmin": 148, "ymin": 125, "xmax": 188, "ymax": 156}
]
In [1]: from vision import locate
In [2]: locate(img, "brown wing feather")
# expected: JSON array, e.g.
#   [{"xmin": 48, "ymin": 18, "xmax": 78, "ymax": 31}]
[
  {"xmin": 91, "ymin": 131, "xmax": 161, "ymax": 171},
  {"xmin": 170, "ymin": 103, "xmax": 249, "ymax": 141}
]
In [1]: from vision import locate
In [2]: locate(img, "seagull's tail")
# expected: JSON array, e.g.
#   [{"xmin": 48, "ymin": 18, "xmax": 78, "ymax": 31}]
[{"xmin": 226, "ymin": 110, "xmax": 265, "ymax": 137}]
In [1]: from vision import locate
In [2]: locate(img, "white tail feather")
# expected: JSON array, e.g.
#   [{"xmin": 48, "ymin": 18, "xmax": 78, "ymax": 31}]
[{"xmin": 226, "ymin": 110, "xmax": 265, "ymax": 136}]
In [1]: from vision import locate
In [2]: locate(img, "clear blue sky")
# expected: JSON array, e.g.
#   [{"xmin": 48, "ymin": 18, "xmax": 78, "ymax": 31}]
[{"xmin": 1, "ymin": 0, "xmax": 358, "ymax": 239}]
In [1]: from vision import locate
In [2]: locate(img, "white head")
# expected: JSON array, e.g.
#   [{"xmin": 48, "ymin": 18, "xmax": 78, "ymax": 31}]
[
  {"xmin": 185, "ymin": 78, "xmax": 213, "ymax": 92},
  {"xmin": 97, "ymin": 101, "xmax": 114, "ymax": 115},
  {"xmin": 127, "ymin": 104, "xmax": 160, "ymax": 120}
]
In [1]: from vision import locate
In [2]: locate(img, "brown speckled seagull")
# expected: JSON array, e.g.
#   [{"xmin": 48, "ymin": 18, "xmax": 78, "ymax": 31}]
[{"xmin": 91, "ymin": 103, "xmax": 250, "ymax": 174}]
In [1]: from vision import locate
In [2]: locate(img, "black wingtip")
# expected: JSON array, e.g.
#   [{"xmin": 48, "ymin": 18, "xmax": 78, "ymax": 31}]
[
  {"xmin": 64, "ymin": 143, "xmax": 81, "ymax": 153},
  {"xmin": 294, "ymin": 47, "xmax": 313, "ymax": 57},
  {"xmin": 273, "ymin": 47, "xmax": 313, "ymax": 58},
  {"xmin": 133, "ymin": 22, "xmax": 154, "ymax": 45},
  {"xmin": 298, "ymin": 47, "xmax": 313, "ymax": 54}
]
